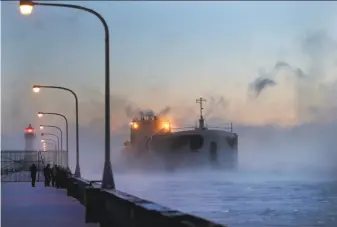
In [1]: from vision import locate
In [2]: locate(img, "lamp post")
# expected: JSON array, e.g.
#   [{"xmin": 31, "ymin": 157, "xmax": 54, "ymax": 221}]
[
  {"xmin": 42, "ymin": 140, "xmax": 59, "ymax": 166},
  {"xmin": 41, "ymin": 139, "xmax": 57, "ymax": 150},
  {"xmin": 41, "ymin": 133, "xmax": 60, "ymax": 151},
  {"xmin": 32, "ymin": 85, "xmax": 81, "ymax": 177},
  {"xmin": 20, "ymin": 0, "xmax": 115, "ymax": 188},
  {"xmin": 40, "ymin": 124, "xmax": 63, "ymax": 152},
  {"xmin": 42, "ymin": 141, "xmax": 57, "ymax": 151},
  {"xmin": 40, "ymin": 124, "xmax": 65, "ymax": 168},
  {"xmin": 38, "ymin": 112, "xmax": 69, "ymax": 168},
  {"xmin": 38, "ymin": 112, "xmax": 68, "ymax": 153},
  {"xmin": 42, "ymin": 142, "xmax": 47, "ymax": 151}
]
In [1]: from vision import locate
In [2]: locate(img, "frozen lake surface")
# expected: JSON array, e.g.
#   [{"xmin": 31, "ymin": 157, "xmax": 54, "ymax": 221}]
[{"xmin": 84, "ymin": 170, "xmax": 337, "ymax": 227}]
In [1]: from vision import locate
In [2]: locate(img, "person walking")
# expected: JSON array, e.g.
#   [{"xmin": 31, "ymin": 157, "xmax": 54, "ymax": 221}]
[
  {"xmin": 30, "ymin": 164, "xmax": 37, "ymax": 187},
  {"xmin": 43, "ymin": 164, "xmax": 52, "ymax": 187},
  {"xmin": 55, "ymin": 165, "xmax": 61, "ymax": 188},
  {"xmin": 51, "ymin": 165, "xmax": 58, "ymax": 187}
]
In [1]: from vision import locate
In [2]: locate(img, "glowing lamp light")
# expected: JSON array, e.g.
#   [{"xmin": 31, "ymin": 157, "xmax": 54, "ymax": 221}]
[
  {"xmin": 41, "ymin": 140, "xmax": 45, "ymax": 142},
  {"xmin": 40, "ymin": 126, "xmax": 43, "ymax": 130},
  {"xmin": 32, "ymin": 85, "xmax": 40, "ymax": 93},
  {"xmin": 132, "ymin": 123, "xmax": 139, "ymax": 129},
  {"xmin": 163, "ymin": 122, "xmax": 170, "ymax": 130},
  {"xmin": 19, "ymin": 0, "xmax": 34, "ymax": 15},
  {"xmin": 25, "ymin": 124, "xmax": 34, "ymax": 133},
  {"xmin": 37, "ymin": 112, "xmax": 43, "ymax": 118}
]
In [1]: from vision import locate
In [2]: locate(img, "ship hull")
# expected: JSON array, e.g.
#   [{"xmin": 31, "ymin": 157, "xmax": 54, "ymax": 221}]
[{"xmin": 120, "ymin": 129, "xmax": 238, "ymax": 172}]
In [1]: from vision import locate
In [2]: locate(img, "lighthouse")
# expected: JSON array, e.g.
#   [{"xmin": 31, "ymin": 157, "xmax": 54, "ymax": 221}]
[{"xmin": 24, "ymin": 124, "xmax": 36, "ymax": 150}]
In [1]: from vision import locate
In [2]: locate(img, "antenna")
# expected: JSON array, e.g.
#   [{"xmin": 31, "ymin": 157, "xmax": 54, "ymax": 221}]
[
  {"xmin": 196, "ymin": 97, "xmax": 206, "ymax": 119},
  {"xmin": 196, "ymin": 97, "xmax": 206, "ymax": 129}
]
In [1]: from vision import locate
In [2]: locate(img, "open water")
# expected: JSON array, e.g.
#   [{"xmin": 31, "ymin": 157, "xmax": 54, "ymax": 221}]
[{"xmin": 84, "ymin": 170, "xmax": 337, "ymax": 227}]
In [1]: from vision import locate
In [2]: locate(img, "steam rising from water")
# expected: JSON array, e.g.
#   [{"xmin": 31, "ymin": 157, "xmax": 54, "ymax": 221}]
[
  {"xmin": 2, "ymin": 27, "xmax": 337, "ymax": 184},
  {"xmin": 76, "ymin": 30, "xmax": 337, "ymax": 182},
  {"xmin": 76, "ymin": 120, "xmax": 337, "ymax": 183}
]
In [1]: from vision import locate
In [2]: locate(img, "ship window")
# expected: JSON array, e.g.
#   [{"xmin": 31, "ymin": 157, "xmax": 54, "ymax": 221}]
[
  {"xmin": 169, "ymin": 135, "xmax": 204, "ymax": 151},
  {"xmin": 189, "ymin": 135, "xmax": 204, "ymax": 150},
  {"xmin": 170, "ymin": 135, "xmax": 190, "ymax": 149}
]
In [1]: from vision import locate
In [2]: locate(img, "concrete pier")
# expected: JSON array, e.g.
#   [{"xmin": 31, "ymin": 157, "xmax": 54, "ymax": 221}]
[
  {"xmin": 1, "ymin": 149, "xmax": 226, "ymax": 227},
  {"xmin": 1, "ymin": 183, "xmax": 98, "ymax": 227}
]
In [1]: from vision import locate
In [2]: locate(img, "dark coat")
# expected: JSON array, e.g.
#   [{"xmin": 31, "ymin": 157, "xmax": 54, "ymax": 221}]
[{"xmin": 30, "ymin": 165, "xmax": 37, "ymax": 177}]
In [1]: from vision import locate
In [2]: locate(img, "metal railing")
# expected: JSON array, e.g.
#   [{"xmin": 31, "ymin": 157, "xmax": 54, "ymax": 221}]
[
  {"xmin": 1, "ymin": 150, "xmax": 68, "ymax": 182},
  {"xmin": 172, "ymin": 122, "xmax": 234, "ymax": 133}
]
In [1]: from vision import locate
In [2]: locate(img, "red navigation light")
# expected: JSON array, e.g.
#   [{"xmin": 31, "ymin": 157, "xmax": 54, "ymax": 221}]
[{"xmin": 25, "ymin": 124, "xmax": 35, "ymax": 134}]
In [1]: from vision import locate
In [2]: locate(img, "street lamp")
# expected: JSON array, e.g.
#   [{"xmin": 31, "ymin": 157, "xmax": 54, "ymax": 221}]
[
  {"xmin": 40, "ymin": 124, "xmax": 63, "ymax": 152},
  {"xmin": 42, "ymin": 141, "xmax": 57, "ymax": 151},
  {"xmin": 41, "ymin": 139, "xmax": 55, "ymax": 143},
  {"xmin": 41, "ymin": 132, "xmax": 60, "ymax": 151},
  {"xmin": 31, "ymin": 84, "xmax": 81, "ymax": 178},
  {"xmin": 32, "ymin": 85, "xmax": 40, "ymax": 93},
  {"xmin": 41, "ymin": 140, "xmax": 59, "ymax": 165},
  {"xmin": 19, "ymin": 0, "xmax": 33, "ymax": 15},
  {"xmin": 21, "ymin": 0, "xmax": 115, "ymax": 189},
  {"xmin": 40, "ymin": 126, "xmax": 43, "ymax": 130},
  {"xmin": 41, "ymin": 139, "xmax": 57, "ymax": 150},
  {"xmin": 37, "ymin": 111, "xmax": 69, "ymax": 167}
]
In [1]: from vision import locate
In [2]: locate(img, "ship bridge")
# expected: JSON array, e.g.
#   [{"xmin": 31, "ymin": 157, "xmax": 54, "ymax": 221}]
[{"xmin": 129, "ymin": 112, "xmax": 172, "ymax": 146}]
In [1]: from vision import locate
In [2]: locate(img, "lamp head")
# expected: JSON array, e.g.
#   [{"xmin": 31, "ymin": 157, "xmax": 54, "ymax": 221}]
[
  {"xmin": 32, "ymin": 85, "xmax": 40, "ymax": 93},
  {"xmin": 37, "ymin": 112, "xmax": 43, "ymax": 118},
  {"xmin": 19, "ymin": 0, "xmax": 34, "ymax": 15},
  {"xmin": 39, "ymin": 126, "xmax": 43, "ymax": 130}
]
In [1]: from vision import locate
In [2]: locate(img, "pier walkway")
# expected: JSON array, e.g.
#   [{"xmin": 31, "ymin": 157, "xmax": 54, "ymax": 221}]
[
  {"xmin": 1, "ymin": 150, "xmax": 225, "ymax": 227},
  {"xmin": 1, "ymin": 182, "xmax": 98, "ymax": 227}
]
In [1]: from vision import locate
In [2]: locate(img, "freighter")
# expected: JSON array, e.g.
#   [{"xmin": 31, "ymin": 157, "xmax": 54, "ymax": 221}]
[{"xmin": 120, "ymin": 97, "xmax": 238, "ymax": 171}]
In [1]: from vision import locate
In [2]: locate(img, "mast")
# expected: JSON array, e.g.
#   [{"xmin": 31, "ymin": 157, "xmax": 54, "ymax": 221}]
[{"xmin": 196, "ymin": 97, "xmax": 206, "ymax": 129}]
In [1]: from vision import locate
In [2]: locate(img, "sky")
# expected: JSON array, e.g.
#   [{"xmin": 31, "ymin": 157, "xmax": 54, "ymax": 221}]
[{"xmin": 1, "ymin": 1, "xmax": 337, "ymax": 173}]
